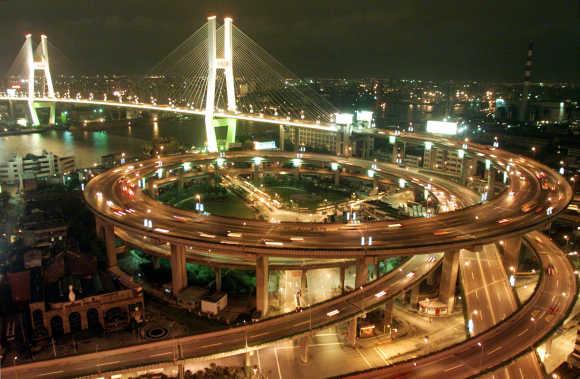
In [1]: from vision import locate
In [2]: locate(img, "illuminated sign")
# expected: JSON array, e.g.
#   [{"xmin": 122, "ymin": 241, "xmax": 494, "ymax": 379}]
[
  {"xmin": 254, "ymin": 141, "xmax": 277, "ymax": 150},
  {"xmin": 356, "ymin": 110, "xmax": 373, "ymax": 124},
  {"xmin": 335, "ymin": 113, "xmax": 354, "ymax": 125},
  {"xmin": 426, "ymin": 120, "xmax": 458, "ymax": 135}
]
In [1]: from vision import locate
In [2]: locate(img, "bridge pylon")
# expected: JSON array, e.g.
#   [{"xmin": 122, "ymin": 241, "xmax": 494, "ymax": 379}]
[
  {"xmin": 24, "ymin": 34, "xmax": 56, "ymax": 126},
  {"xmin": 205, "ymin": 16, "xmax": 237, "ymax": 152}
]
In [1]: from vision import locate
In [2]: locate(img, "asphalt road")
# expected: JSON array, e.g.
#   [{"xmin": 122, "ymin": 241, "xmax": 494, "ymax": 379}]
[
  {"xmin": 344, "ymin": 231, "xmax": 576, "ymax": 378},
  {"xmin": 1, "ymin": 253, "xmax": 442, "ymax": 379},
  {"xmin": 83, "ymin": 140, "xmax": 572, "ymax": 258}
]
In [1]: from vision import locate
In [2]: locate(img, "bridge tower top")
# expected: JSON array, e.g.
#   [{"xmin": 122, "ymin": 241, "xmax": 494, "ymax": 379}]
[
  {"xmin": 25, "ymin": 34, "xmax": 55, "ymax": 100},
  {"xmin": 205, "ymin": 16, "xmax": 236, "ymax": 152}
]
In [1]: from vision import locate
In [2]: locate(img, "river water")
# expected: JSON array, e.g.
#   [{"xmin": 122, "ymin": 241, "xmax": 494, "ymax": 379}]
[{"xmin": 0, "ymin": 117, "xmax": 272, "ymax": 168}]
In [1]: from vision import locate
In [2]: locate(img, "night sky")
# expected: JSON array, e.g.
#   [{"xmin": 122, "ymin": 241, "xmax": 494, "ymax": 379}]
[{"xmin": 0, "ymin": 0, "xmax": 578, "ymax": 81}]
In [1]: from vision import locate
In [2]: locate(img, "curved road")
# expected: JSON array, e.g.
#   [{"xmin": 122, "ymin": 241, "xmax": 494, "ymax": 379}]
[{"xmin": 84, "ymin": 146, "xmax": 571, "ymax": 258}]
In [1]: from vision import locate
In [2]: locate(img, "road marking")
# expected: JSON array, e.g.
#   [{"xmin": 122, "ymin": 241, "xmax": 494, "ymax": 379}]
[
  {"xmin": 444, "ymin": 363, "xmax": 464, "ymax": 372},
  {"xmin": 200, "ymin": 342, "xmax": 222, "ymax": 348},
  {"xmin": 251, "ymin": 331, "xmax": 270, "ymax": 338},
  {"xmin": 149, "ymin": 351, "xmax": 172, "ymax": 358},
  {"xmin": 375, "ymin": 346, "xmax": 390, "ymax": 365},
  {"xmin": 96, "ymin": 360, "xmax": 121, "ymax": 367},
  {"xmin": 293, "ymin": 320, "xmax": 309, "ymax": 327},
  {"xmin": 38, "ymin": 371, "xmax": 65, "ymax": 377},
  {"xmin": 355, "ymin": 346, "xmax": 372, "ymax": 368},
  {"xmin": 486, "ymin": 346, "xmax": 503, "ymax": 355},
  {"xmin": 274, "ymin": 347, "xmax": 283, "ymax": 379},
  {"xmin": 517, "ymin": 328, "xmax": 528, "ymax": 336}
]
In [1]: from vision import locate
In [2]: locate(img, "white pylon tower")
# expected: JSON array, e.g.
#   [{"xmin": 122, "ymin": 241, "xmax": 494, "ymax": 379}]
[
  {"xmin": 205, "ymin": 16, "xmax": 237, "ymax": 152},
  {"xmin": 24, "ymin": 34, "xmax": 55, "ymax": 126}
]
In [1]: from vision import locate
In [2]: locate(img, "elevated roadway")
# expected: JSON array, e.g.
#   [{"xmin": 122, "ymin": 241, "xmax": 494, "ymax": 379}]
[
  {"xmin": 344, "ymin": 230, "xmax": 576, "ymax": 378},
  {"xmin": 2, "ymin": 232, "xmax": 575, "ymax": 379},
  {"xmin": 0, "ymin": 252, "xmax": 441, "ymax": 378},
  {"xmin": 84, "ymin": 145, "xmax": 572, "ymax": 258}
]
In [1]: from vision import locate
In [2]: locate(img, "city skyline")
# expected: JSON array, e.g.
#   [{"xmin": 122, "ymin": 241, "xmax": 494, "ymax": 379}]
[
  {"xmin": 0, "ymin": 0, "xmax": 578, "ymax": 81},
  {"xmin": 0, "ymin": 5, "xmax": 578, "ymax": 379}
]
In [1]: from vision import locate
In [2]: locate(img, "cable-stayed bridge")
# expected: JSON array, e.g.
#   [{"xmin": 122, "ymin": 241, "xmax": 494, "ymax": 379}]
[{"xmin": 1, "ymin": 17, "xmax": 346, "ymax": 152}]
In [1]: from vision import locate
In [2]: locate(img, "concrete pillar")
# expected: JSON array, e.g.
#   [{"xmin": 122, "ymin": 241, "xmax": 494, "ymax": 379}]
[
  {"xmin": 544, "ymin": 337, "xmax": 553, "ymax": 356},
  {"xmin": 439, "ymin": 249, "xmax": 460, "ymax": 313},
  {"xmin": 225, "ymin": 118, "xmax": 237, "ymax": 148},
  {"xmin": 501, "ymin": 237, "xmax": 522, "ymax": 274},
  {"xmin": 215, "ymin": 267, "xmax": 222, "ymax": 292},
  {"xmin": 355, "ymin": 257, "xmax": 370, "ymax": 288},
  {"xmin": 299, "ymin": 334, "xmax": 311, "ymax": 363},
  {"xmin": 424, "ymin": 147, "xmax": 437, "ymax": 169},
  {"xmin": 383, "ymin": 300, "xmax": 393, "ymax": 332},
  {"xmin": 334, "ymin": 170, "xmax": 340, "ymax": 185},
  {"xmin": 95, "ymin": 217, "xmax": 104, "ymax": 239},
  {"xmin": 104, "ymin": 223, "xmax": 117, "ymax": 268},
  {"xmin": 80, "ymin": 311, "xmax": 88, "ymax": 331},
  {"xmin": 63, "ymin": 314, "xmax": 71, "ymax": 334},
  {"xmin": 152, "ymin": 256, "xmax": 161, "ymax": 270},
  {"xmin": 361, "ymin": 136, "xmax": 374, "ymax": 160},
  {"xmin": 177, "ymin": 170, "xmax": 184, "ymax": 193},
  {"xmin": 170, "ymin": 244, "xmax": 187, "ymax": 295},
  {"xmin": 279, "ymin": 125, "xmax": 285, "ymax": 151},
  {"xmin": 346, "ymin": 317, "xmax": 357, "ymax": 347},
  {"xmin": 426, "ymin": 270, "xmax": 436, "ymax": 286},
  {"xmin": 49, "ymin": 103, "xmax": 56, "ymax": 125},
  {"xmin": 339, "ymin": 266, "xmax": 346, "ymax": 294},
  {"xmin": 177, "ymin": 363, "xmax": 185, "ymax": 379},
  {"xmin": 147, "ymin": 179, "xmax": 158, "ymax": 199},
  {"xmin": 486, "ymin": 166, "xmax": 496, "ymax": 200},
  {"xmin": 410, "ymin": 285, "xmax": 420, "ymax": 309},
  {"xmin": 256, "ymin": 256, "xmax": 269, "ymax": 317},
  {"xmin": 244, "ymin": 351, "xmax": 252, "ymax": 368}
]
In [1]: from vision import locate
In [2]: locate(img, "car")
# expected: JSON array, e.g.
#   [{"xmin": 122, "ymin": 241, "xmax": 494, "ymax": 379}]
[
  {"xmin": 546, "ymin": 264, "xmax": 556, "ymax": 276},
  {"xmin": 425, "ymin": 255, "xmax": 437, "ymax": 264}
]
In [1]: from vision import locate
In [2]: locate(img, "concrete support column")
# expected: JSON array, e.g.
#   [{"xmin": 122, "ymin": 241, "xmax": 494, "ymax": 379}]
[
  {"xmin": 334, "ymin": 170, "xmax": 340, "ymax": 186},
  {"xmin": 424, "ymin": 147, "xmax": 437, "ymax": 169},
  {"xmin": 460, "ymin": 158, "xmax": 475, "ymax": 185},
  {"xmin": 346, "ymin": 317, "xmax": 357, "ymax": 347},
  {"xmin": 361, "ymin": 136, "xmax": 374, "ymax": 160},
  {"xmin": 426, "ymin": 270, "xmax": 436, "ymax": 286},
  {"xmin": 486, "ymin": 166, "xmax": 496, "ymax": 200},
  {"xmin": 177, "ymin": 363, "xmax": 185, "ymax": 379},
  {"xmin": 177, "ymin": 170, "xmax": 184, "ymax": 193},
  {"xmin": 339, "ymin": 266, "xmax": 346, "ymax": 294},
  {"xmin": 301, "ymin": 270, "xmax": 308, "ymax": 299},
  {"xmin": 355, "ymin": 257, "xmax": 371, "ymax": 288},
  {"xmin": 215, "ymin": 267, "xmax": 222, "ymax": 292},
  {"xmin": 104, "ymin": 223, "xmax": 117, "ymax": 268},
  {"xmin": 409, "ymin": 285, "xmax": 420, "ymax": 309},
  {"xmin": 501, "ymin": 237, "xmax": 522, "ymax": 274},
  {"xmin": 95, "ymin": 217, "xmax": 104, "ymax": 239},
  {"xmin": 279, "ymin": 125, "xmax": 285, "ymax": 151},
  {"xmin": 170, "ymin": 244, "xmax": 187, "ymax": 295},
  {"xmin": 147, "ymin": 179, "xmax": 158, "ymax": 199},
  {"xmin": 383, "ymin": 300, "xmax": 393, "ymax": 332},
  {"xmin": 299, "ymin": 334, "xmax": 311, "ymax": 363},
  {"xmin": 152, "ymin": 256, "xmax": 161, "ymax": 270},
  {"xmin": 63, "ymin": 314, "xmax": 71, "ymax": 334},
  {"xmin": 80, "ymin": 311, "xmax": 88, "ymax": 331},
  {"xmin": 439, "ymin": 249, "xmax": 460, "ymax": 314},
  {"xmin": 256, "ymin": 256, "xmax": 269, "ymax": 317}
]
